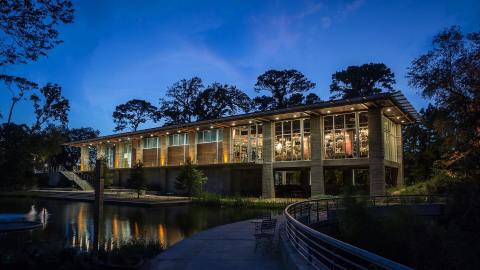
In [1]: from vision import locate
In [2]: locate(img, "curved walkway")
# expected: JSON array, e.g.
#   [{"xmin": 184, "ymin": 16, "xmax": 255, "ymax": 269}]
[{"xmin": 145, "ymin": 218, "xmax": 285, "ymax": 270}]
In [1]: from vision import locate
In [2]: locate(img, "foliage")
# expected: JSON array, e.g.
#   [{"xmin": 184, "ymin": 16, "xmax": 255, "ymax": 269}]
[
  {"xmin": 0, "ymin": 238, "xmax": 163, "ymax": 270},
  {"xmin": 0, "ymin": 124, "xmax": 36, "ymax": 190},
  {"xmin": 195, "ymin": 82, "xmax": 251, "ymax": 120},
  {"xmin": 407, "ymin": 26, "xmax": 480, "ymax": 177},
  {"xmin": 0, "ymin": 0, "xmax": 74, "ymax": 66},
  {"xmin": 0, "ymin": 75, "xmax": 38, "ymax": 124},
  {"xmin": 175, "ymin": 158, "xmax": 207, "ymax": 196},
  {"xmin": 128, "ymin": 162, "xmax": 147, "ymax": 198},
  {"xmin": 253, "ymin": 69, "xmax": 316, "ymax": 110},
  {"xmin": 338, "ymin": 180, "xmax": 480, "ymax": 269},
  {"xmin": 329, "ymin": 63, "xmax": 396, "ymax": 99},
  {"xmin": 160, "ymin": 77, "xmax": 204, "ymax": 125},
  {"xmin": 192, "ymin": 192, "xmax": 299, "ymax": 209},
  {"xmin": 30, "ymin": 83, "xmax": 70, "ymax": 133},
  {"xmin": 304, "ymin": 92, "xmax": 322, "ymax": 104},
  {"xmin": 160, "ymin": 77, "xmax": 251, "ymax": 124},
  {"xmin": 112, "ymin": 99, "xmax": 160, "ymax": 132}
]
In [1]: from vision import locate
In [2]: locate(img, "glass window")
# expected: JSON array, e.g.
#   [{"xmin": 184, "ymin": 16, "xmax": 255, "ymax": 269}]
[
  {"xmin": 168, "ymin": 133, "xmax": 189, "ymax": 146},
  {"xmin": 121, "ymin": 142, "xmax": 132, "ymax": 168},
  {"xmin": 232, "ymin": 124, "xmax": 263, "ymax": 163},
  {"xmin": 324, "ymin": 112, "xmax": 369, "ymax": 159},
  {"xmin": 143, "ymin": 137, "xmax": 159, "ymax": 149},
  {"xmin": 274, "ymin": 118, "xmax": 310, "ymax": 161},
  {"xmin": 196, "ymin": 129, "xmax": 223, "ymax": 144},
  {"xmin": 104, "ymin": 146, "xmax": 115, "ymax": 168},
  {"xmin": 383, "ymin": 117, "xmax": 399, "ymax": 162}
]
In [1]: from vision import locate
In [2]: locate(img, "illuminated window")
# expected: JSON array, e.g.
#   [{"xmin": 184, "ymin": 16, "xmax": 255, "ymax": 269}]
[
  {"xmin": 196, "ymin": 129, "xmax": 223, "ymax": 144},
  {"xmin": 143, "ymin": 137, "xmax": 159, "ymax": 149},
  {"xmin": 324, "ymin": 112, "xmax": 368, "ymax": 159},
  {"xmin": 232, "ymin": 124, "xmax": 263, "ymax": 163},
  {"xmin": 104, "ymin": 146, "xmax": 115, "ymax": 168},
  {"xmin": 383, "ymin": 117, "xmax": 399, "ymax": 162},
  {"xmin": 121, "ymin": 142, "xmax": 132, "ymax": 168},
  {"xmin": 168, "ymin": 133, "xmax": 189, "ymax": 146},
  {"xmin": 274, "ymin": 119, "xmax": 310, "ymax": 161}
]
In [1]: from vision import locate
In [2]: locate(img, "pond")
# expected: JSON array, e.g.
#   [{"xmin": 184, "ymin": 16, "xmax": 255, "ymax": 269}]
[{"xmin": 0, "ymin": 197, "xmax": 280, "ymax": 252}]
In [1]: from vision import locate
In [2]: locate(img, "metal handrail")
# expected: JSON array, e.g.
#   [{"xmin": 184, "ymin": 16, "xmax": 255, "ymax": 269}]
[{"xmin": 284, "ymin": 195, "xmax": 446, "ymax": 270}]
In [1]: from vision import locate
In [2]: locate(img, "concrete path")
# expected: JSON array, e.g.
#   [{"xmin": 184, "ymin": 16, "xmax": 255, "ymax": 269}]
[{"xmin": 145, "ymin": 218, "xmax": 285, "ymax": 270}]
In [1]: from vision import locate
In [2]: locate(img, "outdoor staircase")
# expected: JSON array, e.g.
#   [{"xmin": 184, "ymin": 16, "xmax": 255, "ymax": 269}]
[{"xmin": 59, "ymin": 171, "xmax": 93, "ymax": 191}]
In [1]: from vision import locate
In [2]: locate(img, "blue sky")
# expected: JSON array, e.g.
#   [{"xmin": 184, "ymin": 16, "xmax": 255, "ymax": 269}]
[{"xmin": 1, "ymin": 0, "xmax": 478, "ymax": 135}]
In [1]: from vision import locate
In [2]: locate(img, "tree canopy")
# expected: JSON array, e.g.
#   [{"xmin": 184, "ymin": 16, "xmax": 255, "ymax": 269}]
[
  {"xmin": 160, "ymin": 77, "xmax": 251, "ymax": 124},
  {"xmin": 407, "ymin": 26, "xmax": 479, "ymax": 176},
  {"xmin": 195, "ymin": 82, "xmax": 251, "ymax": 121},
  {"xmin": 329, "ymin": 63, "xmax": 396, "ymax": 99},
  {"xmin": 253, "ymin": 69, "xmax": 316, "ymax": 110},
  {"xmin": 160, "ymin": 77, "xmax": 203, "ymax": 125},
  {"xmin": 112, "ymin": 99, "xmax": 160, "ymax": 132},
  {"xmin": 30, "ymin": 83, "xmax": 70, "ymax": 133}
]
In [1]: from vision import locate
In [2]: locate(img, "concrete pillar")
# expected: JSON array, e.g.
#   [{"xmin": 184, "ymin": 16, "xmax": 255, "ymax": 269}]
[
  {"xmin": 135, "ymin": 139, "xmax": 143, "ymax": 165},
  {"xmin": 159, "ymin": 135, "xmax": 167, "ymax": 166},
  {"xmin": 310, "ymin": 115, "xmax": 325, "ymax": 197},
  {"xmin": 396, "ymin": 124, "xmax": 404, "ymax": 186},
  {"xmin": 261, "ymin": 121, "xmax": 275, "ymax": 198},
  {"xmin": 222, "ymin": 127, "xmax": 231, "ymax": 164},
  {"xmin": 188, "ymin": 132, "xmax": 196, "ymax": 163},
  {"xmin": 368, "ymin": 108, "xmax": 386, "ymax": 196},
  {"xmin": 80, "ymin": 146, "xmax": 89, "ymax": 171}
]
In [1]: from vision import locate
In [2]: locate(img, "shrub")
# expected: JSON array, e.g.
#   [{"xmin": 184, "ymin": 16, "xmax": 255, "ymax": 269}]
[
  {"xmin": 128, "ymin": 162, "xmax": 146, "ymax": 198},
  {"xmin": 175, "ymin": 158, "xmax": 207, "ymax": 196}
]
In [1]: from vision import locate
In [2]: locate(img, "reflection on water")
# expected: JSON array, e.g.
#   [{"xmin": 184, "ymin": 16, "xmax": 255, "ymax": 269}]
[{"xmin": 0, "ymin": 198, "xmax": 278, "ymax": 252}]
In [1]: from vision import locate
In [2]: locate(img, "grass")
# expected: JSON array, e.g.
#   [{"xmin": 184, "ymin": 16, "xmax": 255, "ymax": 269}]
[{"xmin": 192, "ymin": 192, "xmax": 305, "ymax": 209}]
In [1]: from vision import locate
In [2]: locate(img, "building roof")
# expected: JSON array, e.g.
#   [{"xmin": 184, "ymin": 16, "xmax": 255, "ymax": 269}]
[{"xmin": 67, "ymin": 91, "xmax": 419, "ymax": 146}]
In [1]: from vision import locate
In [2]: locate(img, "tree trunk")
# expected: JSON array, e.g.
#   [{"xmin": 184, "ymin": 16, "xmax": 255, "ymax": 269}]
[{"xmin": 7, "ymin": 99, "xmax": 17, "ymax": 124}]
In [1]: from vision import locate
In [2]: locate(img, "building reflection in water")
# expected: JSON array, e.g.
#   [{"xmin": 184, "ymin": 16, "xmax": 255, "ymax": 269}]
[{"xmin": 63, "ymin": 203, "xmax": 180, "ymax": 252}]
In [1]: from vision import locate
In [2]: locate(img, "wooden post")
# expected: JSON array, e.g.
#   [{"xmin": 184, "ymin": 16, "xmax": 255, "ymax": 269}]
[{"xmin": 93, "ymin": 159, "xmax": 105, "ymax": 252}]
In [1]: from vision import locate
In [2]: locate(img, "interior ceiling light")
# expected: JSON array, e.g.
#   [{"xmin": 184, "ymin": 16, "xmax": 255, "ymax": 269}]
[
  {"xmin": 275, "ymin": 117, "xmax": 280, "ymax": 120},
  {"xmin": 326, "ymin": 110, "xmax": 331, "ymax": 114},
  {"xmin": 350, "ymin": 107, "xmax": 354, "ymax": 111},
  {"xmin": 386, "ymin": 108, "xmax": 392, "ymax": 112},
  {"xmin": 196, "ymin": 127, "xmax": 200, "ymax": 131}
]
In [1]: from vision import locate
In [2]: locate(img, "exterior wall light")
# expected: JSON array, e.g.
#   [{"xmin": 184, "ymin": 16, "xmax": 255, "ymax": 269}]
[
  {"xmin": 386, "ymin": 108, "xmax": 392, "ymax": 112},
  {"xmin": 275, "ymin": 117, "xmax": 280, "ymax": 120},
  {"xmin": 326, "ymin": 110, "xmax": 331, "ymax": 114}
]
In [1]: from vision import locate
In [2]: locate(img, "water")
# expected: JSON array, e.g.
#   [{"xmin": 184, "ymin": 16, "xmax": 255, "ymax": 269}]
[{"xmin": 0, "ymin": 197, "xmax": 279, "ymax": 251}]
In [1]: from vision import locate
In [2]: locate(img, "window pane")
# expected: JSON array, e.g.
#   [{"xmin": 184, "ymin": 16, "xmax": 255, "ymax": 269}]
[
  {"xmin": 197, "ymin": 132, "xmax": 203, "ymax": 144},
  {"xmin": 359, "ymin": 112, "xmax": 368, "ymax": 126},
  {"xmin": 283, "ymin": 121, "xmax": 291, "ymax": 134},
  {"xmin": 324, "ymin": 116, "xmax": 333, "ymax": 130},
  {"xmin": 303, "ymin": 119, "xmax": 310, "ymax": 133},
  {"xmin": 346, "ymin": 113, "xmax": 356, "ymax": 129},
  {"xmin": 334, "ymin": 115, "xmax": 344, "ymax": 129},
  {"xmin": 218, "ymin": 129, "xmax": 223, "ymax": 141},
  {"xmin": 275, "ymin": 122, "xmax": 282, "ymax": 136}
]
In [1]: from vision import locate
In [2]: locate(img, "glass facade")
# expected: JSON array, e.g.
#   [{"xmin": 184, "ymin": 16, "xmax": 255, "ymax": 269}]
[
  {"xmin": 383, "ymin": 117, "xmax": 399, "ymax": 162},
  {"xmin": 143, "ymin": 137, "xmax": 159, "ymax": 149},
  {"xmin": 231, "ymin": 124, "xmax": 263, "ymax": 163},
  {"xmin": 120, "ymin": 142, "xmax": 132, "ymax": 168},
  {"xmin": 168, "ymin": 133, "xmax": 189, "ymax": 146},
  {"xmin": 197, "ymin": 129, "xmax": 223, "ymax": 144},
  {"xmin": 274, "ymin": 119, "xmax": 310, "ymax": 161},
  {"xmin": 104, "ymin": 146, "xmax": 115, "ymax": 168},
  {"xmin": 324, "ymin": 112, "xmax": 368, "ymax": 159}
]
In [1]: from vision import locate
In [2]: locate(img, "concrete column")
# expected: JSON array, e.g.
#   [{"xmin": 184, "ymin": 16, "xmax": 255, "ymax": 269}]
[
  {"xmin": 135, "ymin": 139, "xmax": 143, "ymax": 165},
  {"xmin": 80, "ymin": 146, "xmax": 89, "ymax": 171},
  {"xmin": 188, "ymin": 132, "xmax": 196, "ymax": 163},
  {"xmin": 261, "ymin": 121, "xmax": 275, "ymax": 198},
  {"xmin": 310, "ymin": 115, "xmax": 325, "ymax": 197},
  {"xmin": 396, "ymin": 124, "xmax": 404, "ymax": 186},
  {"xmin": 368, "ymin": 108, "xmax": 386, "ymax": 196},
  {"xmin": 160, "ymin": 135, "xmax": 167, "ymax": 166},
  {"xmin": 222, "ymin": 127, "xmax": 231, "ymax": 164}
]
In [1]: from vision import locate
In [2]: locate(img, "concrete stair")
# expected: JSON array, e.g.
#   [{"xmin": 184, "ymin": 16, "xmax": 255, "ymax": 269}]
[{"xmin": 59, "ymin": 171, "xmax": 93, "ymax": 191}]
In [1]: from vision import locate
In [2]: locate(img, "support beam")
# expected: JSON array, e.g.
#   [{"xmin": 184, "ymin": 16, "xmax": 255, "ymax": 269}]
[
  {"xmin": 310, "ymin": 115, "xmax": 325, "ymax": 197},
  {"xmin": 261, "ymin": 121, "xmax": 275, "ymax": 198},
  {"xmin": 368, "ymin": 108, "xmax": 386, "ymax": 196},
  {"xmin": 396, "ymin": 124, "xmax": 404, "ymax": 186}
]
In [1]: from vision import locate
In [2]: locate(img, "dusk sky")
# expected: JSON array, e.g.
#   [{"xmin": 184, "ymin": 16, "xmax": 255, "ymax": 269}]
[{"xmin": 1, "ymin": 0, "xmax": 478, "ymax": 135}]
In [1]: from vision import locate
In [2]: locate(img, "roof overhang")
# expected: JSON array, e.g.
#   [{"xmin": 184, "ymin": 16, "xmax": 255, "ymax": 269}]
[{"xmin": 66, "ymin": 91, "xmax": 419, "ymax": 147}]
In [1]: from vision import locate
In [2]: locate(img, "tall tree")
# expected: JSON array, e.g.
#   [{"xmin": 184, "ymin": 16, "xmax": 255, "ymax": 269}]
[
  {"xmin": 0, "ymin": 75, "xmax": 38, "ymax": 124},
  {"xmin": 160, "ymin": 77, "xmax": 203, "ymax": 125},
  {"xmin": 195, "ymin": 83, "xmax": 251, "ymax": 121},
  {"xmin": 0, "ymin": 0, "xmax": 74, "ymax": 121},
  {"xmin": 112, "ymin": 99, "xmax": 160, "ymax": 132},
  {"xmin": 305, "ymin": 93, "xmax": 322, "ymax": 104},
  {"xmin": 253, "ymin": 69, "xmax": 316, "ymax": 110},
  {"xmin": 407, "ymin": 26, "xmax": 480, "ymax": 176},
  {"xmin": 329, "ymin": 63, "xmax": 396, "ymax": 99},
  {"xmin": 30, "ymin": 83, "xmax": 70, "ymax": 133}
]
